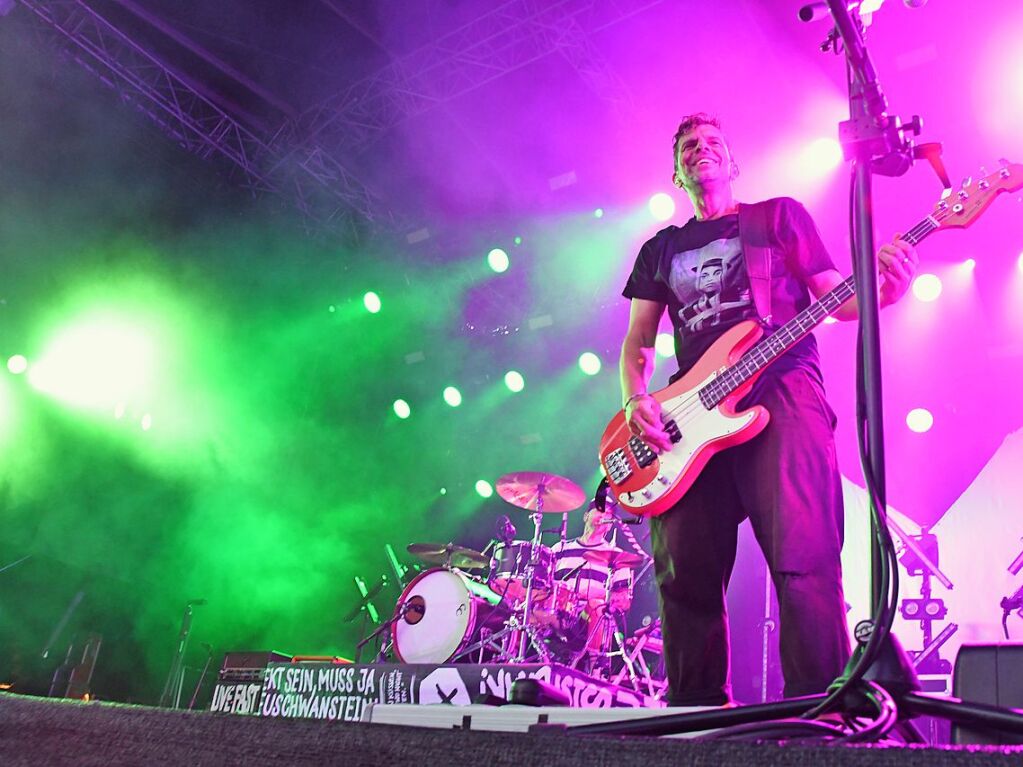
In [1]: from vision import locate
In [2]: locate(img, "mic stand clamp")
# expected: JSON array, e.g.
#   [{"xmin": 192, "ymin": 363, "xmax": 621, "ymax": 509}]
[{"xmin": 357, "ymin": 599, "xmax": 419, "ymax": 663}]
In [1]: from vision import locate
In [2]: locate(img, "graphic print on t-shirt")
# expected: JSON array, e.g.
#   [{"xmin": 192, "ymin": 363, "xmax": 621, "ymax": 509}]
[{"xmin": 667, "ymin": 236, "xmax": 752, "ymax": 335}]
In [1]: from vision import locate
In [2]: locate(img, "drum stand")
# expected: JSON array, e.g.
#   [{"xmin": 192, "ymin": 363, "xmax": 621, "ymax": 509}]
[
  {"xmin": 582, "ymin": 575, "xmax": 639, "ymax": 686},
  {"xmin": 611, "ymin": 621, "xmax": 667, "ymax": 700},
  {"xmin": 465, "ymin": 505, "xmax": 552, "ymax": 664}
]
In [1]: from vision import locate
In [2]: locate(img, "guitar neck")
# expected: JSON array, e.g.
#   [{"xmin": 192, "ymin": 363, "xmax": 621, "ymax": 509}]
[{"xmin": 699, "ymin": 213, "xmax": 940, "ymax": 407}]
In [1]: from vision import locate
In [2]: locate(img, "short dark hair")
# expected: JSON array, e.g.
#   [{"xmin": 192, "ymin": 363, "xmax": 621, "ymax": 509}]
[{"xmin": 672, "ymin": 112, "xmax": 725, "ymax": 167}]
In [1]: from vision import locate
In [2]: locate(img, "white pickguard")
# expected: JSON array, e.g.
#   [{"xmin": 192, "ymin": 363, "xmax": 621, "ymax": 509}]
[{"xmin": 620, "ymin": 371, "xmax": 760, "ymax": 511}]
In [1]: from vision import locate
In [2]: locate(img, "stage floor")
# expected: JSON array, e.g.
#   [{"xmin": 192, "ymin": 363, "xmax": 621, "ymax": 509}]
[{"xmin": 3, "ymin": 691, "xmax": 1023, "ymax": 766}]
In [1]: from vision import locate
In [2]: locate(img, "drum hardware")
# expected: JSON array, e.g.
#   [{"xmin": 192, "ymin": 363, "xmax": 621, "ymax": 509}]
[
  {"xmin": 494, "ymin": 471, "xmax": 586, "ymax": 661},
  {"xmin": 344, "ymin": 574, "xmax": 391, "ymax": 664},
  {"xmin": 611, "ymin": 619, "xmax": 668, "ymax": 700}
]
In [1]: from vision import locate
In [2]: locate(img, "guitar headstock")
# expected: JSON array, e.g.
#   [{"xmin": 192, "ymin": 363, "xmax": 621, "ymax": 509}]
[{"xmin": 931, "ymin": 160, "xmax": 1022, "ymax": 231}]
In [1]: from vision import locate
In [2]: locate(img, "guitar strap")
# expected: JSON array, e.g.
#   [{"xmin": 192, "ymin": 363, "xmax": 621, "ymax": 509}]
[{"xmin": 737, "ymin": 201, "xmax": 772, "ymax": 324}]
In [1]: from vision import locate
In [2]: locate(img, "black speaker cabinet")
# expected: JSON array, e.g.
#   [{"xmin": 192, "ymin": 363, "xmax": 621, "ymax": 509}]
[{"xmin": 952, "ymin": 643, "xmax": 1023, "ymax": 745}]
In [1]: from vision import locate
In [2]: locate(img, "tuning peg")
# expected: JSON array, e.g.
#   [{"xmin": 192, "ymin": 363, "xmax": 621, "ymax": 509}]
[{"xmin": 961, "ymin": 176, "xmax": 973, "ymax": 188}]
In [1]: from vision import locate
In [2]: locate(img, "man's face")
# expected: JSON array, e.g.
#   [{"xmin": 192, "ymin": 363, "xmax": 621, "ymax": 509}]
[
  {"xmin": 584, "ymin": 504, "xmax": 614, "ymax": 537},
  {"xmin": 673, "ymin": 123, "xmax": 734, "ymax": 191}
]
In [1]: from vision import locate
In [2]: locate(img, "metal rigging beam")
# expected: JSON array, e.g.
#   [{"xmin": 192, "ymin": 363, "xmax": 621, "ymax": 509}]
[
  {"xmin": 15, "ymin": 0, "xmax": 387, "ymax": 243},
  {"xmin": 299, "ymin": 0, "xmax": 660, "ymax": 156}
]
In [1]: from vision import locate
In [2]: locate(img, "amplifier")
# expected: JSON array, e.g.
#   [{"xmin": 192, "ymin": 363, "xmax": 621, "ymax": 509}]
[
  {"xmin": 952, "ymin": 643, "xmax": 1023, "ymax": 745},
  {"xmin": 210, "ymin": 650, "xmax": 292, "ymax": 715}
]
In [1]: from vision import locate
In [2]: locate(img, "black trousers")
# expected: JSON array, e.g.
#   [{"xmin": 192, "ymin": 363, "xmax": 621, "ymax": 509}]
[{"xmin": 650, "ymin": 367, "xmax": 851, "ymax": 705}]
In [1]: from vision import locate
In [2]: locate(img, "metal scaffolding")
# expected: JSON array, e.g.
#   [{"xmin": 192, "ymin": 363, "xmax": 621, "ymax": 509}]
[
  {"xmin": 14, "ymin": 0, "xmax": 659, "ymax": 243},
  {"xmin": 16, "ymin": 0, "xmax": 383, "ymax": 242},
  {"xmin": 299, "ymin": 0, "xmax": 655, "ymax": 155}
]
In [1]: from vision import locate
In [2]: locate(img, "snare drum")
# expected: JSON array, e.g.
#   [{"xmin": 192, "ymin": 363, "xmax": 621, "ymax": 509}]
[
  {"xmin": 392, "ymin": 568, "xmax": 504, "ymax": 664},
  {"xmin": 489, "ymin": 541, "xmax": 554, "ymax": 603}
]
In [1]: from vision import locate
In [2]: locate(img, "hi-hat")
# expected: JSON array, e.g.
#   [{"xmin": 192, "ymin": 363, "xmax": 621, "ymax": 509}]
[
  {"xmin": 406, "ymin": 542, "xmax": 489, "ymax": 569},
  {"xmin": 495, "ymin": 471, "xmax": 586, "ymax": 513},
  {"xmin": 580, "ymin": 549, "xmax": 647, "ymax": 570}
]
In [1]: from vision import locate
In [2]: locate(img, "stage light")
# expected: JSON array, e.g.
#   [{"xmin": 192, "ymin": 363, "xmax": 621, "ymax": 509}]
[
  {"xmin": 801, "ymin": 137, "xmax": 843, "ymax": 172},
  {"xmin": 475, "ymin": 480, "xmax": 494, "ymax": 498},
  {"xmin": 648, "ymin": 193, "xmax": 675, "ymax": 222},
  {"xmin": 655, "ymin": 333, "xmax": 675, "ymax": 358},
  {"xmin": 487, "ymin": 248, "xmax": 510, "ymax": 273},
  {"xmin": 594, "ymin": 208, "xmax": 604, "ymax": 218},
  {"xmin": 911, "ymin": 274, "xmax": 942, "ymax": 303},
  {"xmin": 6, "ymin": 355, "xmax": 27, "ymax": 375},
  {"xmin": 906, "ymin": 407, "xmax": 934, "ymax": 433},
  {"xmin": 1018, "ymin": 252, "xmax": 1023, "ymax": 274},
  {"xmin": 504, "ymin": 371, "xmax": 525, "ymax": 392},
  {"xmin": 393, "ymin": 399, "xmax": 411, "ymax": 419},
  {"xmin": 578, "ymin": 352, "xmax": 602, "ymax": 376},
  {"xmin": 28, "ymin": 315, "xmax": 157, "ymax": 412},
  {"xmin": 363, "ymin": 291, "xmax": 382, "ymax": 313},
  {"xmin": 962, "ymin": 258, "xmax": 976, "ymax": 271},
  {"xmin": 514, "ymin": 236, "xmax": 522, "ymax": 246},
  {"xmin": 140, "ymin": 413, "xmax": 152, "ymax": 431},
  {"xmin": 443, "ymin": 386, "xmax": 462, "ymax": 407}
]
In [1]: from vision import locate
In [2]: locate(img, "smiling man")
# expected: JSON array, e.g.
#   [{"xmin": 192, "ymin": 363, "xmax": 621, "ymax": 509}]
[{"xmin": 618, "ymin": 113, "xmax": 919, "ymax": 706}]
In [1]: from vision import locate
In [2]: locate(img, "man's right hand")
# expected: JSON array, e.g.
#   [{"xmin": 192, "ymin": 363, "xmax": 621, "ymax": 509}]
[{"xmin": 625, "ymin": 394, "xmax": 673, "ymax": 453}]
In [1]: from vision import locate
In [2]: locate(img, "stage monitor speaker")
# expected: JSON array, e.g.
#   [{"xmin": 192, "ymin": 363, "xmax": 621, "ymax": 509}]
[{"xmin": 952, "ymin": 642, "xmax": 1023, "ymax": 745}]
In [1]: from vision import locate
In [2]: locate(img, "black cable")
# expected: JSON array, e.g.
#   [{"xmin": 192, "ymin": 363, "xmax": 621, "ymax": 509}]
[
  {"xmin": 831, "ymin": 682, "xmax": 899, "ymax": 744},
  {"xmin": 695, "ymin": 718, "xmax": 847, "ymax": 743},
  {"xmin": 803, "ymin": 161, "xmax": 903, "ymax": 722}
]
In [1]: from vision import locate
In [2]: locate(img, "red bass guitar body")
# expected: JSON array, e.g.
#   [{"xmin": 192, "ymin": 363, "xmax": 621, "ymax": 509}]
[{"xmin": 599, "ymin": 320, "xmax": 772, "ymax": 517}]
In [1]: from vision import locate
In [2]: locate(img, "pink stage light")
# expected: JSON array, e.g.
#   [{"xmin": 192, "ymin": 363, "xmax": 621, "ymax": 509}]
[
  {"xmin": 911, "ymin": 273, "xmax": 943, "ymax": 303},
  {"xmin": 906, "ymin": 408, "xmax": 934, "ymax": 434},
  {"xmin": 962, "ymin": 258, "xmax": 977, "ymax": 271},
  {"xmin": 1018, "ymin": 252, "xmax": 1023, "ymax": 274},
  {"xmin": 800, "ymin": 137, "xmax": 843, "ymax": 173}
]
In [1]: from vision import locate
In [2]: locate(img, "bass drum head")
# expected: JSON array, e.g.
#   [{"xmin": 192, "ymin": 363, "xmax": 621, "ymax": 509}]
[{"xmin": 392, "ymin": 568, "xmax": 475, "ymax": 664}]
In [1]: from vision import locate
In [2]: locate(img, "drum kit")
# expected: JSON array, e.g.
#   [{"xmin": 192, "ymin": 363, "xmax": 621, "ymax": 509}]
[{"xmin": 385, "ymin": 470, "xmax": 663, "ymax": 689}]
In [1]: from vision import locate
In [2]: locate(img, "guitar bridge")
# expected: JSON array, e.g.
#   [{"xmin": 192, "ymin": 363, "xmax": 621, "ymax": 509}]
[{"xmin": 605, "ymin": 447, "xmax": 633, "ymax": 484}]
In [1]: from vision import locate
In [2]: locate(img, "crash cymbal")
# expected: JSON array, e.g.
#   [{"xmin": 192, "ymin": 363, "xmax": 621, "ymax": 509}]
[
  {"xmin": 406, "ymin": 542, "xmax": 489, "ymax": 570},
  {"xmin": 495, "ymin": 471, "xmax": 586, "ymax": 513},
  {"xmin": 580, "ymin": 549, "xmax": 647, "ymax": 570}
]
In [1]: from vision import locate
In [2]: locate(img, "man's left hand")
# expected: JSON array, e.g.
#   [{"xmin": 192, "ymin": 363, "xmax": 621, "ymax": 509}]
[{"xmin": 878, "ymin": 234, "xmax": 919, "ymax": 306}]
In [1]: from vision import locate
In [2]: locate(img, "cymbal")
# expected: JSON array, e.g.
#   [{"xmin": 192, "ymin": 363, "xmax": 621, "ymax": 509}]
[
  {"xmin": 580, "ymin": 549, "xmax": 647, "ymax": 570},
  {"xmin": 495, "ymin": 471, "xmax": 587, "ymax": 513},
  {"xmin": 406, "ymin": 542, "xmax": 488, "ymax": 570}
]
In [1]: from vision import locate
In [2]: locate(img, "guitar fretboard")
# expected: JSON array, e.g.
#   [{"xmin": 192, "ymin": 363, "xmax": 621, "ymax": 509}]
[{"xmin": 698, "ymin": 215, "xmax": 938, "ymax": 409}]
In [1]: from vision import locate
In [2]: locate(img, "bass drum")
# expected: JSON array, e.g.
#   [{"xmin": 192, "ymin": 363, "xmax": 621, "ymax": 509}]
[{"xmin": 392, "ymin": 568, "xmax": 505, "ymax": 664}]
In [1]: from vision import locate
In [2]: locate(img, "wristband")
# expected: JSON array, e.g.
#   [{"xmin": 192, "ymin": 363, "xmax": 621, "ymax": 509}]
[{"xmin": 624, "ymin": 392, "xmax": 649, "ymax": 410}]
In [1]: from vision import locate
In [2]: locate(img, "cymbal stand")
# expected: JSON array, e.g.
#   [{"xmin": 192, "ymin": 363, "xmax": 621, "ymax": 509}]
[
  {"xmin": 514, "ymin": 494, "xmax": 551, "ymax": 661},
  {"xmin": 457, "ymin": 506, "xmax": 551, "ymax": 664}
]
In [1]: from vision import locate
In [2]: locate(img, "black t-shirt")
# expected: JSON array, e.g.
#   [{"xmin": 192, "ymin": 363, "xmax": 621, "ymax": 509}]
[{"xmin": 623, "ymin": 197, "xmax": 837, "ymax": 381}]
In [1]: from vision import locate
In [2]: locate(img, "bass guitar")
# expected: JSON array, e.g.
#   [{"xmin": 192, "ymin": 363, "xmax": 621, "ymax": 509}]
[{"xmin": 599, "ymin": 161, "xmax": 1021, "ymax": 517}]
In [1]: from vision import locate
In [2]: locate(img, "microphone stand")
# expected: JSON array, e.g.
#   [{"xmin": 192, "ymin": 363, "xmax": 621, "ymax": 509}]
[{"xmin": 158, "ymin": 599, "xmax": 205, "ymax": 708}]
